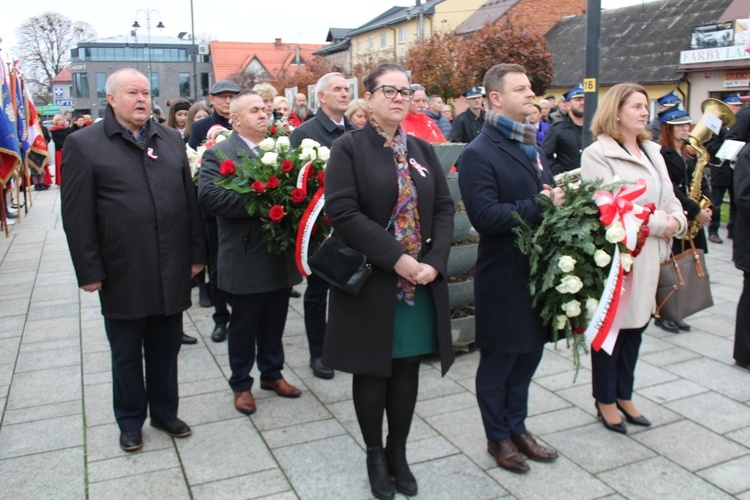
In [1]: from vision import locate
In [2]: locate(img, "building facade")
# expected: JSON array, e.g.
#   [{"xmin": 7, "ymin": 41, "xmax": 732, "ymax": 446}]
[{"xmin": 69, "ymin": 35, "xmax": 213, "ymax": 117}]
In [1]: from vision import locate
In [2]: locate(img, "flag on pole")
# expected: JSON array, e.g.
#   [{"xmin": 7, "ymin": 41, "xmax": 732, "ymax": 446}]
[
  {"xmin": 0, "ymin": 56, "xmax": 22, "ymax": 186},
  {"xmin": 21, "ymin": 76, "xmax": 49, "ymax": 175},
  {"xmin": 10, "ymin": 63, "xmax": 29, "ymax": 177}
]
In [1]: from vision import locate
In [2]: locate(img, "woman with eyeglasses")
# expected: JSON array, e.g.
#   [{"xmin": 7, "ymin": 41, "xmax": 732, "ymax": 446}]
[{"xmin": 322, "ymin": 63, "xmax": 455, "ymax": 500}]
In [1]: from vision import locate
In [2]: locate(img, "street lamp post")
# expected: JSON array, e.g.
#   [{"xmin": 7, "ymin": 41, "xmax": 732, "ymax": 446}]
[{"xmin": 131, "ymin": 9, "xmax": 165, "ymax": 99}]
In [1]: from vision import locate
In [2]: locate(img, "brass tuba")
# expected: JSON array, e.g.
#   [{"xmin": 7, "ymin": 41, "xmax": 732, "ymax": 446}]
[{"xmin": 685, "ymin": 98, "xmax": 736, "ymax": 239}]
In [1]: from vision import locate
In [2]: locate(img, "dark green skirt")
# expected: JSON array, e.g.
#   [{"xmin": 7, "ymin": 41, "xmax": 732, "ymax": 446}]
[{"xmin": 392, "ymin": 284, "xmax": 438, "ymax": 358}]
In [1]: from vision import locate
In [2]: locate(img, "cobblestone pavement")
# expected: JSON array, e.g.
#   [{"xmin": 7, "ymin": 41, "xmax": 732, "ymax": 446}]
[{"xmin": 1, "ymin": 188, "xmax": 749, "ymax": 499}]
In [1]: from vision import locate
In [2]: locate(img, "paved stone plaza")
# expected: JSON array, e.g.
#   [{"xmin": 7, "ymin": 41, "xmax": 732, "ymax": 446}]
[{"xmin": 1, "ymin": 188, "xmax": 749, "ymax": 499}]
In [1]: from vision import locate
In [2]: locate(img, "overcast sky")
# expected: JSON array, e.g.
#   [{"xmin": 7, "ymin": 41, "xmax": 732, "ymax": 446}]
[{"xmin": 1, "ymin": 0, "xmax": 657, "ymax": 58}]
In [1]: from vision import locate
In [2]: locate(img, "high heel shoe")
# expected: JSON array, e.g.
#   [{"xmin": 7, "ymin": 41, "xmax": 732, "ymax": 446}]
[
  {"xmin": 616, "ymin": 402, "xmax": 652, "ymax": 427},
  {"xmin": 595, "ymin": 402, "xmax": 627, "ymax": 434}
]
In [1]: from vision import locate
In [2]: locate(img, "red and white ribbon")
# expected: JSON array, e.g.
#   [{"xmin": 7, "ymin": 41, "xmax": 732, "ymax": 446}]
[
  {"xmin": 296, "ymin": 160, "xmax": 314, "ymax": 193},
  {"xmin": 295, "ymin": 189, "xmax": 325, "ymax": 276},
  {"xmin": 594, "ymin": 178, "xmax": 650, "ymax": 251}
]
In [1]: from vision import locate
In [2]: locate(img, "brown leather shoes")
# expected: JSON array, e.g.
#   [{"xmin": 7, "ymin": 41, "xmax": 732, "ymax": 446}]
[
  {"xmin": 260, "ymin": 379, "xmax": 301, "ymax": 398},
  {"xmin": 488, "ymin": 439, "xmax": 529, "ymax": 473},
  {"xmin": 511, "ymin": 432, "xmax": 558, "ymax": 462},
  {"xmin": 234, "ymin": 391, "xmax": 256, "ymax": 415}
]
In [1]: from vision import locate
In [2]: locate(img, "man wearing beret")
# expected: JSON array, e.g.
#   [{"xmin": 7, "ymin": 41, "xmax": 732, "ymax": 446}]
[{"xmin": 541, "ymin": 84, "xmax": 585, "ymax": 175}]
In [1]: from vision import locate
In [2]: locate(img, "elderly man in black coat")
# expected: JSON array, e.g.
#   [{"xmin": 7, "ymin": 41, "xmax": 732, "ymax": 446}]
[
  {"xmin": 61, "ymin": 69, "xmax": 207, "ymax": 452},
  {"xmin": 290, "ymin": 72, "xmax": 356, "ymax": 380},
  {"xmin": 199, "ymin": 90, "xmax": 303, "ymax": 416},
  {"xmin": 459, "ymin": 64, "xmax": 564, "ymax": 474}
]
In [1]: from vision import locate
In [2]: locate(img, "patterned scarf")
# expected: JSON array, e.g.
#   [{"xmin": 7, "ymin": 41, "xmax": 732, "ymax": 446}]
[
  {"xmin": 484, "ymin": 109, "xmax": 537, "ymax": 162},
  {"xmin": 119, "ymin": 120, "xmax": 150, "ymax": 150},
  {"xmin": 370, "ymin": 116, "xmax": 421, "ymax": 305}
]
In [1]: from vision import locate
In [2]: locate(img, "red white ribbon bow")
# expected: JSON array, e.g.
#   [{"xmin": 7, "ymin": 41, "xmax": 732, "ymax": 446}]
[{"xmin": 593, "ymin": 178, "xmax": 650, "ymax": 251}]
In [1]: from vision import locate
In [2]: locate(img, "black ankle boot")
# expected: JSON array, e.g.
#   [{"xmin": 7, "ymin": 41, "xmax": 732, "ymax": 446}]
[
  {"xmin": 386, "ymin": 438, "xmax": 418, "ymax": 496},
  {"xmin": 198, "ymin": 283, "xmax": 212, "ymax": 308},
  {"xmin": 366, "ymin": 446, "xmax": 395, "ymax": 500}
]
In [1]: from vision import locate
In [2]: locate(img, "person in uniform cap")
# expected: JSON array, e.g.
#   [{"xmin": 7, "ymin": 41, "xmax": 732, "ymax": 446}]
[
  {"xmin": 450, "ymin": 86, "xmax": 486, "ymax": 144},
  {"xmin": 648, "ymin": 90, "xmax": 682, "ymax": 141},
  {"xmin": 541, "ymin": 84, "xmax": 585, "ymax": 175}
]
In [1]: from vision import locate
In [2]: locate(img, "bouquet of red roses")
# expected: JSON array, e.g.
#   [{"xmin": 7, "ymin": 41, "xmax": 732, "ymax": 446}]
[{"xmin": 214, "ymin": 136, "xmax": 331, "ymax": 257}]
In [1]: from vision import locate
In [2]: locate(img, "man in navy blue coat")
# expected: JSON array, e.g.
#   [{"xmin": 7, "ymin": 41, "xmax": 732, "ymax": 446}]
[{"xmin": 458, "ymin": 64, "xmax": 564, "ymax": 474}]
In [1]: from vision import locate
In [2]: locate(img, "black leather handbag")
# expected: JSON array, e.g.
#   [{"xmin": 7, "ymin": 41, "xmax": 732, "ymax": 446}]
[{"xmin": 308, "ymin": 236, "xmax": 372, "ymax": 296}]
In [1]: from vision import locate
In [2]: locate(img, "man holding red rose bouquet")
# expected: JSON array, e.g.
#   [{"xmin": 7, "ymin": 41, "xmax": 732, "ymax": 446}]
[{"xmin": 198, "ymin": 90, "xmax": 303, "ymax": 415}]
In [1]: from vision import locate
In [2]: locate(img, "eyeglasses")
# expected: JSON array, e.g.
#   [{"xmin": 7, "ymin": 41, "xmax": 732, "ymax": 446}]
[{"xmin": 372, "ymin": 85, "xmax": 415, "ymax": 101}]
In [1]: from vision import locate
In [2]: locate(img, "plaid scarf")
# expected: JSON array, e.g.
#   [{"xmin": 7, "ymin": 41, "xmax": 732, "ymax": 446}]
[
  {"xmin": 369, "ymin": 116, "xmax": 421, "ymax": 306},
  {"xmin": 484, "ymin": 109, "xmax": 537, "ymax": 162}
]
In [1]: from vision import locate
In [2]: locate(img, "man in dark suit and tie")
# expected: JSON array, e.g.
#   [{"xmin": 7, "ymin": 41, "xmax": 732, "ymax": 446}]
[
  {"xmin": 61, "ymin": 68, "xmax": 206, "ymax": 452},
  {"xmin": 198, "ymin": 90, "xmax": 303, "ymax": 415},
  {"xmin": 458, "ymin": 64, "xmax": 564, "ymax": 474}
]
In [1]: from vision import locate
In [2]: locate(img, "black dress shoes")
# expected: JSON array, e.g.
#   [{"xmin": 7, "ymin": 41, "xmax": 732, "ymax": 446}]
[
  {"xmin": 654, "ymin": 318, "xmax": 680, "ymax": 333},
  {"xmin": 674, "ymin": 320, "xmax": 691, "ymax": 332},
  {"xmin": 616, "ymin": 402, "xmax": 652, "ymax": 426},
  {"xmin": 211, "ymin": 323, "xmax": 227, "ymax": 343},
  {"xmin": 290, "ymin": 288, "xmax": 301, "ymax": 298},
  {"xmin": 310, "ymin": 357, "xmax": 334, "ymax": 379},
  {"xmin": 181, "ymin": 333, "xmax": 198, "ymax": 344},
  {"xmin": 120, "ymin": 430, "xmax": 143, "ymax": 452},
  {"xmin": 596, "ymin": 402, "xmax": 627, "ymax": 434},
  {"xmin": 150, "ymin": 418, "xmax": 192, "ymax": 437}
]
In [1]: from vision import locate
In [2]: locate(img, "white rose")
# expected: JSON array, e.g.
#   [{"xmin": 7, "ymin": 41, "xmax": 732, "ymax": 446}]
[
  {"xmin": 215, "ymin": 133, "xmax": 228, "ymax": 143},
  {"xmin": 621, "ymin": 253, "xmax": 634, "ymax": 273},
  {"xmin": 259, "ymin": 137, "xmax": 276, "ymax": 152},
  {"xmin": 605, "ymin": 222, "xmax": 626, "ymax": 244},
  {"xmin": 555, "ymin": 275, "xmax": 584, "ymax": 294},
  {"xmin": 300, "ymin": 148, "xmax": 317, "ymax": 161},
  {"xmin": 261, "ymin": 152, "xmax": 278, "ymax": 166},
  {"xmin": 300, "ymin": 138, "xmax": 320, "ymax": 149},
  {"xmin": 562, "ymin": 299, "xmax": 582, "ymax": 318},
  {"xmin": 555, "ymin": 315, "xmax": 568, "ymax": 331},
  {"xmin": 585, "ymin": 298, "xmax": 599, "ymax": 319},
  {"xmin": 276, "ymin": 136, "xmax": 290, "ymax": 151},
  {"xmin": 557, "ymin": 255, "xmax": 576, "ymax": 273},
  {"xmin": 593, "ymin": 249, "xmax": 612, "ymax": 268},
  {"xmin": 317, "ymin": 146, "xmax": 331, "ymax": 161}
]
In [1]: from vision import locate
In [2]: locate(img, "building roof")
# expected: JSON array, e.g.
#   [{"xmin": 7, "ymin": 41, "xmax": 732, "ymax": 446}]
[
  {"xmin": 81, "ymin": 35, "xmax": 196, "ymax": 46},
  {"xmin": 345, "ymin": 0, "xmax": 444, "ymax": 38},
  {"xmin": 209, "ymin": 40, "xmax": 326, "ymax": 81},
  {"xmin": 455, "ymin": 0, "xmax": 520, "ymax": 36},
  {"xmin": 326, "ymin": 28, "xmax": 354, "ymax": 42},
  {"xmin": 546, "ymin": 0, "xmax": 735, "ymax": 87},
  {"xmin": 52, "ymin": 67, "xmax": 72, "ymax": 83},
  {"xmin": 314, "ymin": 39, "xmax": 351, "ymax": 56}
]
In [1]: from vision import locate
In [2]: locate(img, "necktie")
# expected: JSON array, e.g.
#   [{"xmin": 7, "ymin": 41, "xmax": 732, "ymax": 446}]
[{"xmin": 337, "ymin": 125, "xmax": 346, "ymax": 134}]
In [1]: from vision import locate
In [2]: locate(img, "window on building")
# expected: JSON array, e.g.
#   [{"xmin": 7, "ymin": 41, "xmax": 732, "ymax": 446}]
[
  {"xmin": 381, "ymin": 32, "xmax": 387, "ymax": 48},
  {"xmin": 357, "ymin": 39, "xmax": 362, "ymax": 53},
  {"xmin": 368, "ymin": 36, "xmax": 373, "ymax": 51},
  {"xmin": 399, "ymin": 27, "xmax": 406, "ymax": 44},
  {"xmin": 73, "ymin": 73, "xmax": 89, "ymax": 99},
  {"xmin": 200, "ymin": 73, "xmax": 210, "ymax": 97},
  {"xmin": 96, "ymin": 72, "xmax": 106, "ymax": 98},
  {"xmin": 179, "ymin": 73, "xmax": 191, "ymax": 98},
  {"xmin": 147, "ymin": 72, "xmax": 159, "ymax": 97}
]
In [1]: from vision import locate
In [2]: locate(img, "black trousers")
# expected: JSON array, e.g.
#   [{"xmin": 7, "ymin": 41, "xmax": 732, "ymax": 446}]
[
  {"xmin": 709, "ymin": 184, "xmax": 736, "ymax": 235},
  {"xmin": 303, "ymin": 273, "xmax": 329, "ymax": 358},
  {"xmin": 104, "ymin": 313, "xmax": 182, "ymax": 431},
  {"xmin": 205, "ymin": 217, "xmax": 230, "ymax": 326},
  {"xmin": 476, "ymin": 349, "xmax": 543, "ymax": 441},
  {"xmin": 591, "ymin": 325, "xmax": 647, "ymax": 403},
  {"xmin": 735, "ymin": 271, "xmax": 750, "ymax": 365},
  {"xmin": 227, "ymin": 288, "xmax": 290, "ymax": 392}
]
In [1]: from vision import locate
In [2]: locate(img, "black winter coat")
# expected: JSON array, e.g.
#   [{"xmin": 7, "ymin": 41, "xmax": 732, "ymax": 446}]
[
  {"xmin": 290, "ymin": 108, "xmax": 355, "ymax": 148},
  {"xmin": 660, "ymin": 146, "xmax": 708, "ymax": 253},
  {"xmin": 458, "ymin": 122, "xmax": 555, "ymax": 353},
  {"xmin": 61, "ymin": 105, "xmax": 206, "ymax": 319},
  {"xmin": 322, "ymin": 122, "xmax": 455, "ymax": 377},
  {"xmin": 733, "ymin": 143, "xmax": 750, "ymax": 272},
  {"xmin": 541, "ymin": 115, "xmax": 583, "ymax": 175}
]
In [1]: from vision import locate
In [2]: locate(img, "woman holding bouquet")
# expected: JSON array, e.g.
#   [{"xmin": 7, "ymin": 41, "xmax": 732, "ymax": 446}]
[
  {"xmin": 323, "ymin": 63, "xmax": 454, "ymax": 500},
  {"xmin": 658, "ymin": 106, "xmax": 711, "ymax": 333},
  {"xmin": 581, "ymin": 83, "xmax": 687, "ymax": 434}
]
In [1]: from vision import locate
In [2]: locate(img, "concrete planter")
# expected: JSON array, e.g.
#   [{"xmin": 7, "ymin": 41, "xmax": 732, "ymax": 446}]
[
  {"xmin": 432, "ymin": 143, "xmax": 466, "ymax": 175},
  {"xmin": 452, "ymin": 211, "xmax": 472, "ymax": 244},
  {"xmin": 451, "ymin": 316, "xmax": 475, "ymax": 346},
  {"xmin": 448, "ymin": 279, "xmax": 474, "ymax": 309},
  {"xmin": 447, "ymin": 243, "xmax": 478, "ymax": 277}
]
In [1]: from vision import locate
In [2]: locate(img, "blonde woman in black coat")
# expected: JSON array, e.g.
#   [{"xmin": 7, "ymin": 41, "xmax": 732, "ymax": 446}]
[{"xmin": 323, "ymin": 63, "xmax": 454, "ymax": 500}]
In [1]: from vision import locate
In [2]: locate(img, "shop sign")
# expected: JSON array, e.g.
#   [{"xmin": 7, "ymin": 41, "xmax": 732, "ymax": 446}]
[
  {"xmin": 725, "ymin": 70, "xmax": 750, "ymax": 87},
  {"xmin": 680, "ymin": 46, "xmax": 750, "ymax": 64}
]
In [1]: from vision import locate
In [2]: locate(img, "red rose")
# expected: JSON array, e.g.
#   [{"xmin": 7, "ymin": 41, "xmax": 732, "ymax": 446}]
[
  {"xmin": 219, "ymin": 159, "xmax": 236, "ymax": 176},
  {"xmin": 291, "ymin": 188, "xmax": 306, "ymax": 203},
  {"xmin": 270, "ymin": 126, "xmax": 277, "ymax": 135},
  {"xmin": 281, "ymin": 159, "xmax": 294, "ymax": 174},
  {"xmin": 312, "ymin": 224, "xmax": 319, "ymax": 235},
  {"xmin": 316, "ymin": 171, "xmax": 325, "ymax": 186},
  {"xmin": 268, "ymin": 204, "xmax": 284, "ymax": 222},
  {"xmin": 252, "ymin": 180, "xmax": 266, "ymax": 194},
  {"xmin": 266, "ymin": 176, "xmax": 279, "ymax": 189}
]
